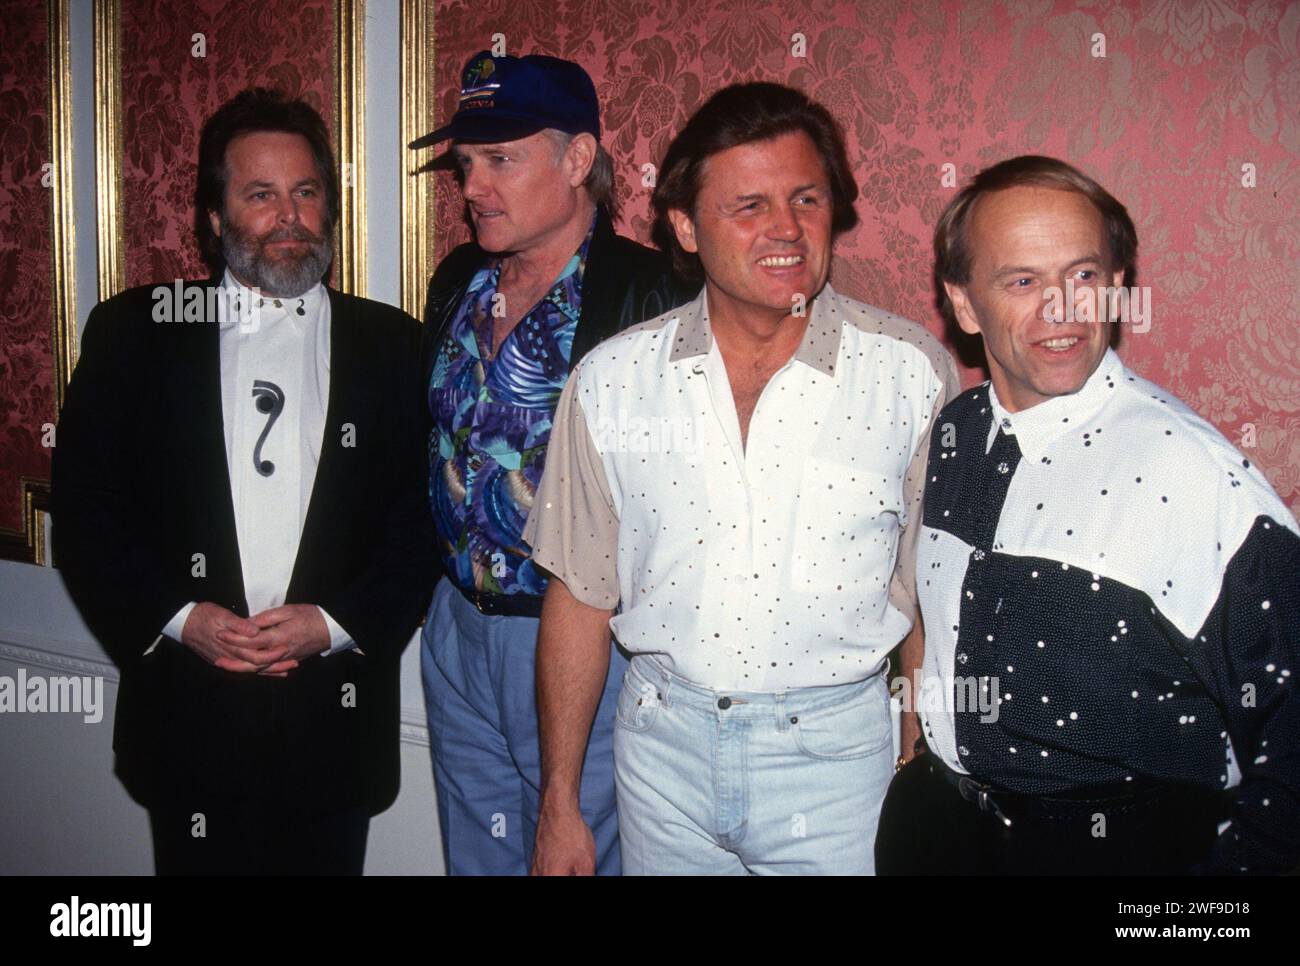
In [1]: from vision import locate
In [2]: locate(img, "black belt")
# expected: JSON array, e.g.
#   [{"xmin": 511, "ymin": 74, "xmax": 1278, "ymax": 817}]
[
  {"xmin": 931, "ymin": 754, "xmax": 1180, "ymax": 828},
  {"xmin": 454, "ymin": 583, "xmax": 543, "ymax": 619}
]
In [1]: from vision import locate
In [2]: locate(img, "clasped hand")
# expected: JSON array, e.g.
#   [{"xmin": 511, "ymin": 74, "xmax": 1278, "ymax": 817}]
[{"xmin": 181, "ymin": 602, "xmax": 329, "ymax": 677}]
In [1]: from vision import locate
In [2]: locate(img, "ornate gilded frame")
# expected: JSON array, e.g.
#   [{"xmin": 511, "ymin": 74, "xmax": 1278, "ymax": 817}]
[
  {"xmin": 0, "ymin": 0, "xmax": 76, "ymax": 564},
  {"xmin": 401, "ymin": 0, "xmax": 437, "ymax": 320},
  {"xmin": 94, "ymin": 0, "xmax": 124, "ymax": 300},
  {"xmin": 334, "ymin": 0, "xmax": 367, "ymax": 295},
  {"xmin": 92, "ymin": 0, "xmax": 368, "ymax": 301}
]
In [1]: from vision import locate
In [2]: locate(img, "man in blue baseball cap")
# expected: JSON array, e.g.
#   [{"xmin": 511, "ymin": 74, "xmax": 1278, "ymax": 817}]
[{"xmin": 412, "ymin": 51, "xmax": 691, "ymax": 875}]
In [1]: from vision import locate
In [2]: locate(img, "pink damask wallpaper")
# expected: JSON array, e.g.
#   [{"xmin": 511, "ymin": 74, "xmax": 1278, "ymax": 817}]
[
  {"xmin": 119, "ymin": 0, "xmax": 334, "ymax": 286},
  {"xmin": 0, "ymin": 0, "xmax": 54, "ymax": 537},
  {"xmin": 0, "ymin": 0, "xmax": 336, "ymax": 556},
  {"xmin": 432, "ymin": 0, "xmax": 1300, "ymax": 514}
]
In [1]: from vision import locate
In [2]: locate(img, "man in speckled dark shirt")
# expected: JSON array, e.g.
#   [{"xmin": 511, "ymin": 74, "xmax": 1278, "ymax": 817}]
[{"xmin": 877, "ymin": 155, "xmax": 1299, "ymax": 875}]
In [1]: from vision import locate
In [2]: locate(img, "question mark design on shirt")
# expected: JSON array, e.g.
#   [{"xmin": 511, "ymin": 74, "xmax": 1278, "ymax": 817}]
[{"xmin": 252, "ymin": 380, "xmax": 285, "ymax": 477}]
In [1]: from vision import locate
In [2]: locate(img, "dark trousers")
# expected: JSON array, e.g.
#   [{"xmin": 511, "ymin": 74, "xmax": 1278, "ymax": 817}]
[
  {"xmin": 876, "ymin": 753, "xmax": 1223, "ymax": 875},
  {"xmin": 150, "ymin": 801, "xmax": 370, "ymax": 875}
]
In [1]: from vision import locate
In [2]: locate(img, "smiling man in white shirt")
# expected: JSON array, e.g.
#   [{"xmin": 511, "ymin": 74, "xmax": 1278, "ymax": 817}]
[{"xmin": 526, "ymin": 82, "xmax": 958, "ymax": 875}]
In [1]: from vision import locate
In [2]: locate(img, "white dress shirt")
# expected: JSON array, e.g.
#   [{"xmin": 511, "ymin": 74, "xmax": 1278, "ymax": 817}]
[
  {"xmin": 525, "ymin": 284, "xmax": 959, "ymax": 691},
  {"xmin": 157, "ymin": 270, "xmax": 353, "ymax": 655}
]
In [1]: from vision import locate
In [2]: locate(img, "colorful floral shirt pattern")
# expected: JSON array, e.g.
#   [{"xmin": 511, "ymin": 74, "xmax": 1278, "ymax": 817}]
[{"xmin": 427, "ymin": 220, "xmax": 593, "ymax": 596}]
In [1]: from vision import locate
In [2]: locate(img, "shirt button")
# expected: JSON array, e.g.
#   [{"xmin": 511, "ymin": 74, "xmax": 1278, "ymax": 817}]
[
  {"xmin": 997, "ymin": 461, "xmax": 1010, "ymax": 474},
  {"xmin": 972, "ymin": 549, "xmax": 986, "ymax": 561},
  {"xmin": 717, "ymin": 697, "xmax": 732, "ymax": 710},
  {"xmin": 958, "ymin": 745, "xmax": 970, "ymax": 756},
  {"xmin": 957, "ymin": 652, "xmax": 969, "ymax": 665},
  {"xmin": 1001, "ymin": 418, "xmax": 1011, "ymax": 430}
]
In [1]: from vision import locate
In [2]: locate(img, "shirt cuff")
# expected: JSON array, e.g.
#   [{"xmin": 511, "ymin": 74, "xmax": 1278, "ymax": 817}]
[
  {"xmin": 150, "ymin": 601, "xmax": 199, "ymax": 655},
  {"xmin": 319, "ymin": 607, "xmax": 361, "ymax": 656}
]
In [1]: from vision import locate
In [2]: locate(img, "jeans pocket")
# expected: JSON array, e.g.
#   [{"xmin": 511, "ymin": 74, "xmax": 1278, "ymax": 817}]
[
  {"xmin": 614, "ymin": 671, "xmax": 662, "ymax": 734},
  {"xmin": 791, "ymin": 684, "xmax": 891, "ymax": 761}
]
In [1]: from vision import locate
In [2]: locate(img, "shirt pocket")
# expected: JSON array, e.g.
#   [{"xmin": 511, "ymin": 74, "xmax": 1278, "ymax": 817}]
[{"xmin": 790, "ymin": 459, "xmax": 905, "ymax": 594}]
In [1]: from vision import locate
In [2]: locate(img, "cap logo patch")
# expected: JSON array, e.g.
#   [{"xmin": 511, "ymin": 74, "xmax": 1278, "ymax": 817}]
[{"xmin": 460, "ymin": 57, "xmax": 500, "ymax": 106}]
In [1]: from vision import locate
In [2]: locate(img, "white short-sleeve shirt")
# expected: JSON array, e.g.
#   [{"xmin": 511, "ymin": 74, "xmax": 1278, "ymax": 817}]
[{"xmin": 525, "ymin": 284, "xmax": 958, "ymax": 691}]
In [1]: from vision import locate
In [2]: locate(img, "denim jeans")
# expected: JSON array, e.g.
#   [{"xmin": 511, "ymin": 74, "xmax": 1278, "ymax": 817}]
[
  {"xmin": 614, "ymin": 655, "xmax": 894, "ymax": 875},
  {"xmin": 421, "ymin": 578, "xmax": 626, "ymax": 875}
]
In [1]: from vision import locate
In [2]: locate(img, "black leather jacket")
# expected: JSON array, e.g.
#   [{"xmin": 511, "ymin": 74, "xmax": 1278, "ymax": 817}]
[{"xmin": 419, "ymin": 207, "xmax": 696, "ymax": 388}]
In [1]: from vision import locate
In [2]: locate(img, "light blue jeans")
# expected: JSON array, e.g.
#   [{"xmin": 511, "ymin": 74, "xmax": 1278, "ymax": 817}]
[
  {"xmin": 614, "ymin": 655, "xmax": 893, "ymax": 875},
  {"xmin": 421, "ymin": 578, "xmax": 625, "ymax": 875}
]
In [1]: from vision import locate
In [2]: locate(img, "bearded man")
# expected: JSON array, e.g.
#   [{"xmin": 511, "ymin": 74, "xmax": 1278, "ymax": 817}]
[{"xmin": 52, "ymin": 88, "xmax": 436, "ymax": 875}]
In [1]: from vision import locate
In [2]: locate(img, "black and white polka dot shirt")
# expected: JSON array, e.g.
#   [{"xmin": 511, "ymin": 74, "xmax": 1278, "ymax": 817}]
[{"xmin": 917, "ymin": 348, "xmax": 1299, "ymax": 873}]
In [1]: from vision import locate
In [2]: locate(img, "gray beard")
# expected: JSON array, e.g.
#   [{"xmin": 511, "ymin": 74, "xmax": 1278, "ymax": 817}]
[{"xmin": 221, "ymin": 220, "xmax": 333, "ymax": 298}]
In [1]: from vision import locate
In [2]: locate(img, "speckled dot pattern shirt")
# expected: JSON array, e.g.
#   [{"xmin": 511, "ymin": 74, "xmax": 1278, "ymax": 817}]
[
  {"xmin": 525, "ymin": 284, "xmax": 959, "ymax": 692},
  {"xmin": 918, "ymin": 348, "xmax": 1300, "ymax": 873}
]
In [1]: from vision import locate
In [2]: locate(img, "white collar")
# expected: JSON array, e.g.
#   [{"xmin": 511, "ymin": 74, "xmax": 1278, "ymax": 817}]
[
  {"xmin": 218, "ymin": 269, "xmax": 326, "ymax": 330},
  {"xmin": 985, "ymin": 348, "xmax": 1125, "ymax": 462},
  {"xmin": 668, "ymin": 283, "xmax": 845, "ymax": 379}
]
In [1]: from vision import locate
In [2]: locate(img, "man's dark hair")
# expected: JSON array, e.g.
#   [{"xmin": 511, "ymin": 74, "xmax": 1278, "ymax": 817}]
[
  {"xmin": 933, "ymin": 155, "xmax": 1138, "ymax": 330},
  {"xmin": 651, "ymin": 82, "xmax": 859, "ymax": 281},
  {"xmin": 194, "ymin": 87, "xmax": 339, "ymax": 271}
]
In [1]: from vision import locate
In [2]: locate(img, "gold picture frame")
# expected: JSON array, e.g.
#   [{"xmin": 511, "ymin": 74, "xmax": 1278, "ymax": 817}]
[
  {"xmin": 92, "ymin": 0, "xmax": 368, "ymax": 300},
  {"xmin": 0, "ymin": 0, "xmax": 75, "ymax": 564},
  {"xmin": 94, "ymin": 0, "xmax": 124, "ymax": 301},
  {"xmin": 401, "ymin": 0, "xmax": 437, "ymax": 320},
  {"xmin": 334, "ymin": 0, "xmax": 367, "ymax": 296}
]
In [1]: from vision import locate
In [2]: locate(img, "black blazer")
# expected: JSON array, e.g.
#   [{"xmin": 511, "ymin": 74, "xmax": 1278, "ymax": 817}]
[{"xmin": 51, "ymin": 280, "xmax": 437, "ymax": 817}]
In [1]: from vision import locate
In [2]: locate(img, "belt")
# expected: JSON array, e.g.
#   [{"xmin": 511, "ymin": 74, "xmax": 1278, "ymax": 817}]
[
  {"xmin": 454, "ymin": 582, "xmax": 543, "ymax": 619},
  {"xmin": 931, "ymin": 755, "xmax": 1177, "ymax": 829},
  {"xmin": 937, "ymin": 760, "xmax": 1018, "ymax": 827}
]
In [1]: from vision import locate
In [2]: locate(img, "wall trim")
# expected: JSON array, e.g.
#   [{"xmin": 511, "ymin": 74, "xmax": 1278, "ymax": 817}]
[
  {"xmin": 0, "ymin": 633, "xmax": 117, "ymax": 680},
  {"xmin": 399, "ymin": 0, "xmax": 436, "ymax": 320},
  {"xmin": 48, "ymin": 0, "xmax": 77, "ymax": 409},
  {"xmin": 400, "ymin": 707, "xmax": 429, "ymax": 747},
  {"xmin": 0, "ymin": 2, "xmax": 73, "ymax": 566},
  {"xmin": 92, "ymin": 0, "xmax": 124, "ymax": 300},
  {"xmin": 334, "ymin": 0, "xmax": 367, "ymax": 296}
]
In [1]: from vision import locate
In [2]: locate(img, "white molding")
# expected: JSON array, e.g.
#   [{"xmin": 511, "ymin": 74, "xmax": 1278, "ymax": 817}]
[
  {"xmin": 400, "ymin": 707, "xmax": 430, "ymax": 747},
  {"xmin": 0, "ymin": 632, "xmax": 116, "ymax": 679}
]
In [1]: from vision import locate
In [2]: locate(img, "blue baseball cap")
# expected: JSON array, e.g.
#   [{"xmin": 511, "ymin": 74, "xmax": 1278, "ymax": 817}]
[{"xmin": 409, "ymin": 51, "xmax": 601, "ymax": 148}]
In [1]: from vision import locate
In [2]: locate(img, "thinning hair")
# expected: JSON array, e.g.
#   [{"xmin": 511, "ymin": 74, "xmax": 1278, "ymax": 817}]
[
  {"xmin": 933, "ymin": 155, "xmax": 1137, "ymax": 329},
  {"xmin": 195, "ymin": 87, "xmax": 338, "ymax": 272},
  {"xmin": 651, "ymin": 82, "xmax": 859, "ymax": 281}
]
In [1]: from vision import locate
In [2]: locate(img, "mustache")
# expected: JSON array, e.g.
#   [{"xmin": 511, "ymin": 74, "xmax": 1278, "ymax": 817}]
[{"xmin": 260, "ymin": 224, "xmax": 328, "ymax": 245}]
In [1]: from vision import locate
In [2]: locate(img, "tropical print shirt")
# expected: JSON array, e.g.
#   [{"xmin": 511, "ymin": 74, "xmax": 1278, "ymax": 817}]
[{"xmin": 427, "ymin": 216, "xmax": 594, "ymax": 597}]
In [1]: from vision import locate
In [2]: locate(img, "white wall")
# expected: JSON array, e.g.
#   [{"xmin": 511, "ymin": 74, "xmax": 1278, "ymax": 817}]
[
  {"xmin": 0, "ymin": 561, "xmax": 445, "ymax": 875},
  {"xmin": 0, "ymin": 0, "xmax": 445, "ymax": 875}
]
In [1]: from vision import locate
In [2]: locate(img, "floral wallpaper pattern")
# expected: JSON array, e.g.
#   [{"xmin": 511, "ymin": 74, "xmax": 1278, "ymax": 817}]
[
  {"xmin": 0, "ymin": 0, "xmax": 54, "ymax": 535},
  {"xmin": 119, "ymin": 0, "xmax": 335, "ymax": 286},
  {"xmin": 2, "ymin": 0, "xmax": 1295, "ymax": 553},
  {"xmin": 432, "ymin": 0, "xmax": 1300, "ymax": 513},
  {"xmin": 0, "ymin": 0, "xmax": 335, "ymax": 550}
]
